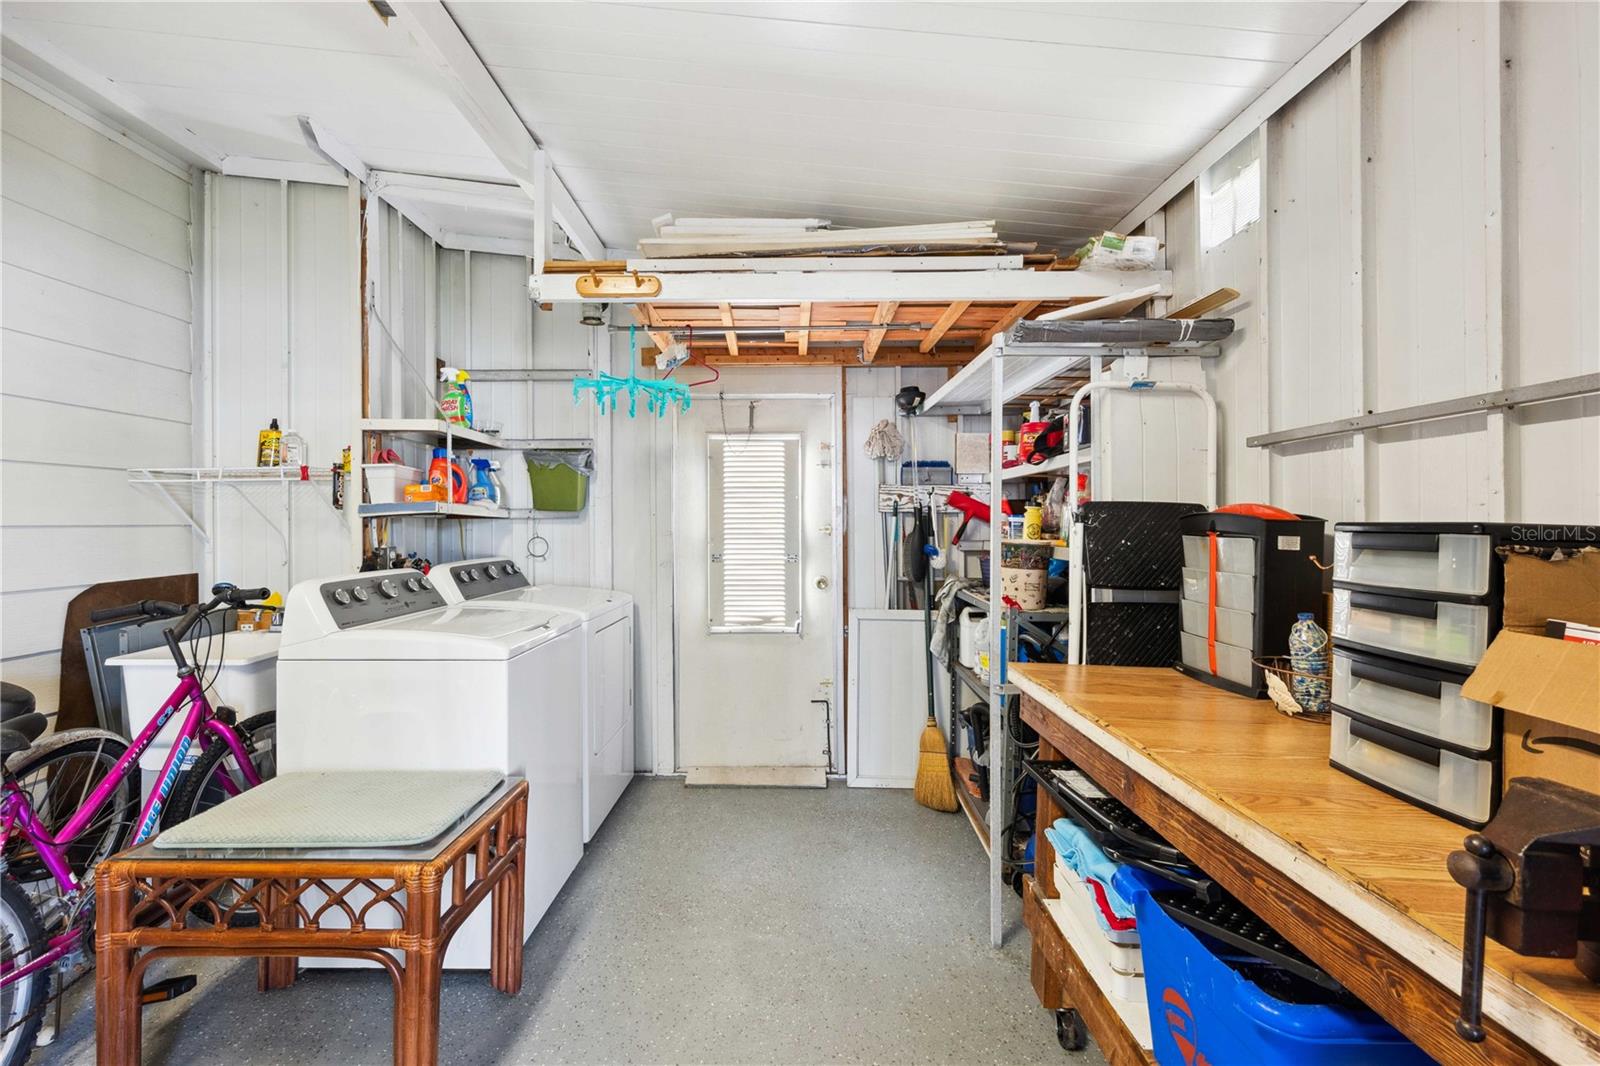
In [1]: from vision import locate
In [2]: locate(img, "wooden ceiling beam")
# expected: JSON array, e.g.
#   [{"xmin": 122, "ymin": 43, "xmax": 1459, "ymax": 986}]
[
  {"xmin": 919, "ymin": 299, "xmax": 972, "ymax": 353},
  {"xmin": 630, "ymin": 307, "xmax": 676, "ymax": 361},
  {"xmin": 988, "ymin": 300, "xmax": 1042, "ymax": 343},
  {"xmin": 797, "ymin": 301, "xmax": 812, "ymax": 358},
  {"xmin": 862, "ymin": 300, "xmax": 898, "ymax": 364},
  {"xmin": 718, "ymin": 303, "xmax": 739, "ymax": 358}
]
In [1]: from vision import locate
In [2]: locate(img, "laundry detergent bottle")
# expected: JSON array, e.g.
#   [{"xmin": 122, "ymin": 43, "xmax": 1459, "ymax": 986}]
[
  {"xmin": 468, "ymin": 458, "xmax": 495, "ymax": 503},
  {"xmin": 439, "ymin": 367, "xmax": 473, "ymax": 427},
  {"xmin": 428, "ymin": 448, "xmax": 468, "ymax": 503}
]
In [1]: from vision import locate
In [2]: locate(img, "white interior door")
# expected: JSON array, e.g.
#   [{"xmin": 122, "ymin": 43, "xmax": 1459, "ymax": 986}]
[{"xmin": 674, "ymin": 397, "xmax": 837, "ymax": 782}]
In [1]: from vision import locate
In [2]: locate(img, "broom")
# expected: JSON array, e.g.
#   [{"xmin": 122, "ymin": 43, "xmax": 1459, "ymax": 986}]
[{"xmin": 914, "ymin": 507, "xmax": 959, "ymax": 812}]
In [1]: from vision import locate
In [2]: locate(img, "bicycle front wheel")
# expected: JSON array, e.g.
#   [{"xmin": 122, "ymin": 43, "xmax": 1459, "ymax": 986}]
[
  {"xmin": 0, "ymin": 875, "xmax": 49, "ymax": 1066},
  {"xmin": 3, "ymin": 733, "xmax": 136, "ymax": 886}
]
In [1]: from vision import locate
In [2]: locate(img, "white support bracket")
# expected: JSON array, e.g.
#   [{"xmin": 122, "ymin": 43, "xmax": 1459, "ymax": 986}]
[{"xmin": 391, "ymin": 1, "xmax": 603, "ymax": 262}]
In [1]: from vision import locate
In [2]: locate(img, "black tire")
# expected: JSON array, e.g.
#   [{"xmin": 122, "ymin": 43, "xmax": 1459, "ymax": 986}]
[
  {"xmin": 1055, "ymin": 1008, "xmax": 1087, "ymax": 1052},
  {"xmin": 1, "ymin": 875, "xmax": 50, "ymax": 1066},
  {"xmin": 3, "ymin": 734, "xmax": 137, "ymax": 885},
  {"xmin": 162, "ymin": 712, "xmax": 276, "ymax": 928}
]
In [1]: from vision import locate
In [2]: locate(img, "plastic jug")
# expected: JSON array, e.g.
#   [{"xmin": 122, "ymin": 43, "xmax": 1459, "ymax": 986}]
[
  {"xmin": 427, "ymin": 448, "xmax": 467, "ymax": 504},
  {"xmin": 1289, "ymin": 612, "xmax": 1331, "ymax": 714}
]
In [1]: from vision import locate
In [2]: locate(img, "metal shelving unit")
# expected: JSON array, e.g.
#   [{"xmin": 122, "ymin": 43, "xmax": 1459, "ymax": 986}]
[{"xmin": 921, "ymin": 324, "xmax": 1223, "ymax": 948}]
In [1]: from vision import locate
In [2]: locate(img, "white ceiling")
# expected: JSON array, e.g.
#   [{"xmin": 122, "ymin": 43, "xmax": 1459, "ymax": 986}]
[{"xmin": 1, "ymin": 0, "xmax": 1362, "ymax": 253}]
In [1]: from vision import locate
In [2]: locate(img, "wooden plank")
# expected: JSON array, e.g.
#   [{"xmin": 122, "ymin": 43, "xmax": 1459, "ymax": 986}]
[
  {"xmin": 629, "ymin": 306, "xmax": 675, "ymax": 360},
  {"xmin": 1035, "ymin": 285, "xmax": 1161, "ymax": 322},
  {"xmin": 862, "ymin": 300, "xmax": 897, "ymax": 363},
  {"xmin": 1023, "ymin": 877, "xmax": 1154, "ymax": 1066},
  {"xmin": 1164, "ymin": 286, "xmax": 1240, "ymax": 319},
  {"xmin": 797, "ymin": 301, "xmax": 811, "ymax": 358},
  {"xmin": 1012, "ymin": 667, "xmax": 1588, "ymax": 1066},
  {"xmin": 919, "ymin": 299, "xmax": 971, "ymax": 353},
  {"xmin": 988, "ymin": 300, "xmax": 1041, "ymax": 343},
  {"xmin": 718, "ymin": 302, "xmax": 739, "ymax": 358}
]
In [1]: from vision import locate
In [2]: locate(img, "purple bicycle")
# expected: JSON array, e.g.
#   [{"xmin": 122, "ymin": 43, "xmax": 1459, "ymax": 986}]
[{"xmin": 1, "ymin": 584, "xmax": 279, "ymax": 1065}]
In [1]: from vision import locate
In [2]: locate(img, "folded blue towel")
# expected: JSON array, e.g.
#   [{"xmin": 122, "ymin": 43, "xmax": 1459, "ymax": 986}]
[{"xmin": 1045, "ymin": 819, "xmax": 1137, "ymax": 932}]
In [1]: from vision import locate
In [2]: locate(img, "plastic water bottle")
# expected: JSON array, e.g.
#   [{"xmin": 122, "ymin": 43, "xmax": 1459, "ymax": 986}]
[{"xmin": 1289, "ymin": 612, "xmax": 1330, "ymax": 714}]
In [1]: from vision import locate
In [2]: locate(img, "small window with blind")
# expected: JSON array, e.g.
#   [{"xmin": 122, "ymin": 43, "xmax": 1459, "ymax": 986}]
[
  {"xmin": 1200, "ymin": 131, "xmax": 1262, "ymax": 251},
  {"xmin": 707, "ymin": 433, "xmax": 802, "ymax": 634}
]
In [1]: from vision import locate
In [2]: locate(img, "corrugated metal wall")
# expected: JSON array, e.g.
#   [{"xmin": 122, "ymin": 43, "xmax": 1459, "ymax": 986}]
[
  {"xmin": 1165, "ymin": 0, "xmax": 1598, "ymax": 525},
  {"xmin": 0, "ymin": 77, "xmax": 196, "ymax": 716}
]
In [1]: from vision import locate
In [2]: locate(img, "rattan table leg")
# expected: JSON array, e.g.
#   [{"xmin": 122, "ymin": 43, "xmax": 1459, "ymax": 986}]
[
  {"xmin": 94, "ymin": 864, "xmax": 138, "ymax": 1066},
  {"xmin": 257, "ymin": 877, "xmax": 299, "ymax": 991}
]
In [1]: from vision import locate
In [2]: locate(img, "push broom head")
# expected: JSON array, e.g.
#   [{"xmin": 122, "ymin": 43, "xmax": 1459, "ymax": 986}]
[{"xmin": 914, "ymin": 715, "xmax": 959, "ymax": 813}]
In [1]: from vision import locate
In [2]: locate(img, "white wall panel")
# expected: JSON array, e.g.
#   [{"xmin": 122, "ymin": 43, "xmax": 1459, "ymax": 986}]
[
  {"xmin": 0, "ymin": 80, "xmax": 194, "ymax": 719},
  {"xmin": 204, "ymin": 175, "xmax": 358, "ymax": 593},
  {"xmin": 1162, "ymin": 1, "xmax": 1597, "ymax": 528}
]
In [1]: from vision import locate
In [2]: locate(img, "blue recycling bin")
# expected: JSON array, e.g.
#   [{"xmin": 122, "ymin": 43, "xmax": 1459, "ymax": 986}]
[{"xmin": 1123, "ymin": 875, "xmax": 1430, "ymax": 1066}]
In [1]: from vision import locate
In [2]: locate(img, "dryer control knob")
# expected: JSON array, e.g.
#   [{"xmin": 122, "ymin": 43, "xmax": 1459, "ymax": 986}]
[
  {"xmin": 487, "ymin": 565, "xmax": 501, "ymax": 579},
  {"xmin": 468, "ymin": 568, "xmax": 482, "ymax": 581},
  {"xmin": 405, "ymin": 577, "xmax": 422, "ymax": 593},
  {"xmin": 378, "ymin": 579, "xmax": 400, "ymax": 599},
  {"xmin": 350, "ymin": 585, "xmax": 369, "ymax": 603},
  {"xmin": 331, "ymin": 588, "xmax": 352, "ymax": 606}
]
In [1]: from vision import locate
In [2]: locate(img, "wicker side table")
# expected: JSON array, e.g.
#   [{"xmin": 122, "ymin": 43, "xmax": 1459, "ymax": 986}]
[{"xmin": 94, "ymin": 778, "xmax": 528, "ymax": 1066}]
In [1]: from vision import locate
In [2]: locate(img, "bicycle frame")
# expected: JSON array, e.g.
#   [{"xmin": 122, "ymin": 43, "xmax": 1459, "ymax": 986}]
[{"xmin": 0, "ymin": 673, "xmax": 263, "ymax": 987}]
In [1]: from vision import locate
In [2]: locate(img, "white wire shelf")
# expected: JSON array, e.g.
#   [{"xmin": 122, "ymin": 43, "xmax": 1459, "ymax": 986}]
[
  {"xmin": 358, "ymin": 502, "xmax": 508, "ymax": 520},
  {"xmin": 128, "ymin": 466, "xmax": 336, "ymax": 484},
  {"xmin": 999, "ymin": 452, "xmax": 1091, "ymax": 481}
]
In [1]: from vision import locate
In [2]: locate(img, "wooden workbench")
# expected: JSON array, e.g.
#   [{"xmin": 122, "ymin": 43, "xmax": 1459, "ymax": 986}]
[{"xmin": 1012, "ymin": 662, "xmax": 1600, "ymax": 1066}]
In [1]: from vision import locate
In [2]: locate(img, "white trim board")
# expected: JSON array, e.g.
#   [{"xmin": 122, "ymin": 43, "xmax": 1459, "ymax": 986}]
[
  {"xmin": 530, "ymin": 269, "xmax": 1172, "ymax": 305},
  {"xmin": 1114, "ymin": 1, "xmax": 1407, "ymax": 234},
  {"xmin": 1010, "ymin": 670, "xmax": 1593, "ymax": 1066}
]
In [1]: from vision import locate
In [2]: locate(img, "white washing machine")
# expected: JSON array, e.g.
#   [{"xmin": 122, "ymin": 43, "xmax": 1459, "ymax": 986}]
[
  {"xmin": 276, "ymin": 568, "xmax": 583, "ymax": 969},
  {"xmin": 433, "ymin": 558, "xmax": 634, "ymax": 842}
]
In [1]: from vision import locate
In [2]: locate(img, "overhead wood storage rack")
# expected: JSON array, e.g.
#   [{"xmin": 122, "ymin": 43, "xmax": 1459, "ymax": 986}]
[{"xmin": 529, "ymin": 258, "xmax": 1173, "ymax": 368}]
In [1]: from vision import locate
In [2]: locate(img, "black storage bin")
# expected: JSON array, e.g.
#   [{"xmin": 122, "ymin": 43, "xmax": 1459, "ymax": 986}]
[
  {"xmin": 1078, "ymin": 501, "xmax": 1205, "ymax": 667},
  {"xmin": 1085, "ymin": 601, "xmax": 1182, "ymax": 667},
  {"xmin": 1176, "ymin": 509, "xmax": 1326, "ymax": 697}
]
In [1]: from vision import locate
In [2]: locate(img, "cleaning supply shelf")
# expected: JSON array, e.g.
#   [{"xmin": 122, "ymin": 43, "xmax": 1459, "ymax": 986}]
[
  {"xmin": 1000, "ymin": 452, "xmax": 1091, "ymax": 481},
  {"xmin": 360, "ymin": 419, "xmax": 592, "ymax": 453},
  {"xmin": 357, "ymin": 502, "xmax": 508, "ymax": 520}
]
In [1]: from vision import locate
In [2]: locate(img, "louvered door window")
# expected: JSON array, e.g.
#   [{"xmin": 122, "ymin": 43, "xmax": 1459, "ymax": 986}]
[{"xmin": 707, "ymin": 434, "xmax": 802, "ymax": 633}]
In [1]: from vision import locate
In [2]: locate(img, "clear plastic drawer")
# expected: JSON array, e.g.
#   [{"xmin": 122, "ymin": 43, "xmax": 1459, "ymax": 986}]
[
  {"xmin": 1180, "ymin": 599, "xmax": 1255, "ymax": 648},
  {"xmin": 1180, "ymin": 631, "xmax": 1255, "ymax": 688},
  {"xmin": 1332, "ymin": 650, "xmax": 1494, "ymax": 753},
  {"xmin": 1332, "ymin": 530, "xmax": 1493, "ymax": 597},
  {"xmin": 1330, "ymin": 712, "xmax": 1495, "ymax": 826},
  {"xmin": 1181, "ymin": 568, "xmax": 1255, "ymax": 612},
  {"xmin": 1182, "ymin": 534, "xmax": 1258, "ymax": 576},
  {"xmin": 1330, "ymin": 588, "xmax": 1491, "ymax": 668}
]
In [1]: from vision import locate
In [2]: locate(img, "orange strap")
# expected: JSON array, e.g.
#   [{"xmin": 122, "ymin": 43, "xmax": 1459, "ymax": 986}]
[{"xmin": 1206, "ymin": 531, "xmax": 1219, "ymax": 675}]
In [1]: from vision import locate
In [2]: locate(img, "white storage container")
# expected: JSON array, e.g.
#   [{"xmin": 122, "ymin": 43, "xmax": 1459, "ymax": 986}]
[
  {"xmin": 1182, "ymin": 534, "xmax": 1257, "ymax": 576},
  {"xmin": 1180, "ymin": 599, "xmax": 1255, "ymax": 648},
  {"xmin": 1329, "ymin": 711, "xmax": 1495, "ymax": 826},
  {"xmin": 363, "ymin": 463, "xmax": 422, "ymax": 504},
  {"xmin": 1044, "ymin": 867, "xmax": 1152, "ymax": 1039},
  {"xmin": 1179, "ymin": 631, "xmax": 1254, "ymax": 688},
  {"xmin": 1333, "ymin": 530, "xmax": 1493, "ymax": 597},
  {"xmin": 109, "ymin": 631, "xmax": 279, "ymax": 799},
  {"xmin": 957, "ymin": 608, "xmax": 987, "ymax": 670},
  {"xmin": 1331, "ymin": 588, "xmax": 1492, "ymax": 667},
  {"xmin": 1181, "ymin": 567, "xmax": 1255, "ymax": 612},
  {"xmin": 1332, "ymin": 649, "xmax": 1494, "ymax": 753},
  {"xmin": 1055, "ymin": 861, "xmax": 1142, "ymax": 951}
]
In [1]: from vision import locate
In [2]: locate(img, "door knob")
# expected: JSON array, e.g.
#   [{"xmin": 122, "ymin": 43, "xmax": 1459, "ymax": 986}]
[{"xmin": 815, "ymin": 576, "xmax": 830, "ymax": 590}]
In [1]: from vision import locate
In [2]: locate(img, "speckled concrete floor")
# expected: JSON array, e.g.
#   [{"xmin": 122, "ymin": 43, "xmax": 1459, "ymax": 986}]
[{"xmin": 40, "ymin": 778, "xmax": 1102, "ymax": 1065}]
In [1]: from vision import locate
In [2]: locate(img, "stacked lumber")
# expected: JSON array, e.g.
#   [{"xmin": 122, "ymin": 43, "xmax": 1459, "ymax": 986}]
[{"xmin": 639, "ymin": 215, "xmax": 1023, "ymax": 258}]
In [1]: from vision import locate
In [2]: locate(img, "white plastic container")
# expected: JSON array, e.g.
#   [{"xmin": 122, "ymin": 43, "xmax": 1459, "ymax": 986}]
[
  {"xmin": 1182, "ymin": 534, "xmax": 1258, "ymax": 576},
  {"xmin": 363, "ymin": 463, "xmax": 422, "ymax": 504},
  {"xmin": 957, "ymin": 609, "xmax": 988, "ymax": 670},
  {"xmin": 1331, "ymin": 588, "xmax": 1492, "ymax": 667},
  {"xmin": 1180, "ymin": 631, "xmax": 1254, "ymax": 688},
  {"xmin": 109, "ymin": 630, "xmax": 279, "ymax": 799},
  {"xmin": 1181, "ymin": 567, "xmax": 1255, "ymax": 612},
  {"xmin": 1332, "ymin": 649, "xmax": 1493, "ymax": 753},
  {"xmin": 1180, "ymin": 599, "xmax": 1255, "ymax": 648},
  {"xmin": 1043, "ymin": 865, "xmax": 1152, "ymax": 1045},
  {"xmin": 1333, "ymin": 530, "xmax": 1493, "ymax": 597},
  {"xmin": 1329, "ymin": 710, "xmax": 1495, "ymax": 825}
]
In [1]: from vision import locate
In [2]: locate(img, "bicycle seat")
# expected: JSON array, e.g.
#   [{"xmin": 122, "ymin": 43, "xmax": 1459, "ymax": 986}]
[{"xmin": 1, "ymin": 683, "xmax": 47, "ymax": 750}]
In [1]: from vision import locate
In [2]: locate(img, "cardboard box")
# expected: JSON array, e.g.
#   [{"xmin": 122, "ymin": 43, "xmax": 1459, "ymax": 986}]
[
  {"xmin": 1462, "ymin": 631, "xmax": 1600, "ymax": 798},
  {"xmin": 1502, "ymin": 549, "xmax": 1600, "ymax": 635}
]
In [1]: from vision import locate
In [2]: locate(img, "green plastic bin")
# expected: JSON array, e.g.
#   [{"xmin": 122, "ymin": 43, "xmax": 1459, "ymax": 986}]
[{"xmin": 527, "ymin": 455, "xmax": 590, "ymax": 512}]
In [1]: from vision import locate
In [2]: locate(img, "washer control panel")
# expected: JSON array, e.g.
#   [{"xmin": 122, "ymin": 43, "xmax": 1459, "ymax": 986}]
[
  {"xmin": 320, "ymin": 572, "xmax": 446, "ymax": 628},
  {"xmin": 447, "ymin": 558, "xmax": 532, "ymax": 600}
]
